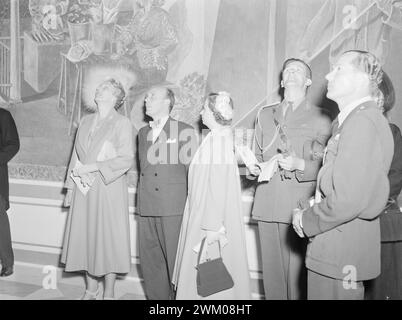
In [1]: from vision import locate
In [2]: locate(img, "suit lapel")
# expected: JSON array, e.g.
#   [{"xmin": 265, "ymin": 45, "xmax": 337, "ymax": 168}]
[
  {"xmin": 141, "ymin": 125, "xmax": 153, "ymax": 170},
  {"xmin": 274, "ymin": 101, "xmax": 286, "ymax": 124},
  {"xmin": 86, "ymin": 111, "xmax": 118, "ymax": 161},
  {"xmin": 142, "ymin": 117, "xmax": 174, "ymax": 170},
  {"xmin": 155, "ymin": 117, "xmax": 172, "ymax": 144},
  {"xmin": 75, "ymin": 115, "xmax": 93, "ymax": 160}
]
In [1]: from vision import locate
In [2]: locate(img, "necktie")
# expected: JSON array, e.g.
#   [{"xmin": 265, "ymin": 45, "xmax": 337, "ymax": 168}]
[{"xmin": 284, "ymin": 101, "xmax": 293, "ymax": 120}]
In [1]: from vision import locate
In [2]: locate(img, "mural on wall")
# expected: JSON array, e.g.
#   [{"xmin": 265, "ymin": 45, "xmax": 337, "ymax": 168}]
[
  {"xmin": 297, "ymin": 0, "xmax": 402, "ymax": 65},
  {"xmin": 3, "ymin": 0, "xmax": 216, "ymax": 179},
  {"xmin": 24, "ymin": 0, "xmax": 206, "ymax": 130},
  {"xmin": 6, "ymin": 0, "xmax": 402, "ymax": 182}
]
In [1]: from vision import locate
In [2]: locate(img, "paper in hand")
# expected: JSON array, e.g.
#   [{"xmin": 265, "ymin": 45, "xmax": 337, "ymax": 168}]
[
  {"xmin": 257, "ymin": 154, "xmax": 281, "ymax": 182},
  {"xmin": 235, "ymin": 145, "xmax": 259, "ymax": 168},
  {"xmin": 70, "ymin": 160, "xmax": 94, "ymax": 196}
]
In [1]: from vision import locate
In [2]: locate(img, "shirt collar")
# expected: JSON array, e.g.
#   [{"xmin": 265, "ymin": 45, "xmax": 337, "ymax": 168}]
[
  {"xmin": 282, "ymin": 96, "xmax": 306, "ymax": 115},
  {"xmin": 337, "ymin": 96, "xmax": 373, "ymax": 126},
  {"xmin": 149, "ymin": 115, "xmax": 169, "ymax": 129}
]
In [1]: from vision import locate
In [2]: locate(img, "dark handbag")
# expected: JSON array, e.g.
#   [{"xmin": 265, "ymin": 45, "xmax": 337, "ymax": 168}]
[{"xmin": 196, "ymin": 237, "xmax": 234, "ymax": 297}]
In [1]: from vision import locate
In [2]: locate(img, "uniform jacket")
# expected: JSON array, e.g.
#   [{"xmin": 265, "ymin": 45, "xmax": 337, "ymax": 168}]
[
  {"xmin": 0, "ymin": 108, "xmax": 20, "ymax": 211},
  {"xmin": 137, "ymin": 117, "xmax": 197, "ymax": 217},
  {"xmin": 302, "ymin": 101, "xmax": 394, "ymax": 281},
  {"xmin": 252, "ymin": 99, "xmax": 332, "ymax": 223}
]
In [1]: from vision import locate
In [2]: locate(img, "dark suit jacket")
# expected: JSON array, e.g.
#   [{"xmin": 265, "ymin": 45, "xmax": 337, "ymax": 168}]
[
  {"xmin": 379, "ymin": 123, "xmax": 402, "ymax": 242},
  {"xmin": 252, "ymin": 99, "xmax": 332, "ymax": 223},
  {"xmin": 137, "ymin": 117, "xmax": 197, "ymax": 216},
  {"xmin": 302, "ymin": 101, "xmax": 394, "ymax": 280},
  {"xmin": 0, "ymin": 108, "xmax": 20, "ymax": 211}
]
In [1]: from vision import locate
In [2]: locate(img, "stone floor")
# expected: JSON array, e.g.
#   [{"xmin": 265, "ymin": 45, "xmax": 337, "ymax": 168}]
[{"xmin": 0, "ymin": 250, "xmax": 146, "ymax": 300}]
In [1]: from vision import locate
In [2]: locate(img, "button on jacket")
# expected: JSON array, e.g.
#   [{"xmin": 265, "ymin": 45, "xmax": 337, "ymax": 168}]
[
  {"xmin": 137, "ymin": 117, "xmax": 198, "ymax": 217},
  {"xmin": 252, "ymin": 100, "xmax": 332, "ymax": 223}
]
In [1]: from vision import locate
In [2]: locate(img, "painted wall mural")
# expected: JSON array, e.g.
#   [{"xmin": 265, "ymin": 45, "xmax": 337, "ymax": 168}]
[{"xmin": 3, "ymin": 0, "xmax": 402, "ymax": 183}]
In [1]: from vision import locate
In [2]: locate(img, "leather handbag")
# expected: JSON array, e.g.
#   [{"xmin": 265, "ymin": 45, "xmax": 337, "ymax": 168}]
[{"xmin": 196, "ymin": 237, "xmax": 234, "ymax": 297}]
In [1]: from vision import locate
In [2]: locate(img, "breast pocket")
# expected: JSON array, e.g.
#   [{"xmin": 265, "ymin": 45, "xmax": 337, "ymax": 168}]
[{"xmin": 286, "ymin": 126, "xmax": 316, "ymax": 155}]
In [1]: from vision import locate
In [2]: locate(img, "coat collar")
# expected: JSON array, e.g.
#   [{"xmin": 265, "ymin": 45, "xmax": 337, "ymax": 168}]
[
  {"xmin": 141, "ymin": 117, "xmax": 176, "ymax": 169},
  {"xmin": 144, "ymin": 116, "xmax": 175, "ymax": 145},
  {"xmin": 335, "ymin": 100, "xmax": 378, "ymax": 133},
  {"xmin": 78, "ymin": 110, "xmax": 119, "ymax": 158},
  {"xmin": 276, "ymin": 98, "xmax": 309, "ymax": 122}
]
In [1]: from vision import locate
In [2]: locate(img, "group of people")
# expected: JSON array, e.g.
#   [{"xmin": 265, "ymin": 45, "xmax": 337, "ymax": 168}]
[
  {"xmin": 60, "ymin": 80, "xmax": 251, "ymax": 300},
  {"xmin": 0, "ymin": 49, "xmax": 401, "ymax": 300},
  {"xmin": 250, "ymin": 51, "xmax": 401, "ymax": 300}
]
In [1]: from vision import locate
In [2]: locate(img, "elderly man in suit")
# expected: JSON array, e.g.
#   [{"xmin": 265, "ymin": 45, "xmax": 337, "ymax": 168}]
[
  {"xmin": 137, "ymin": 86, "xmax": 197, "ymax": 300},
  {"xmin": 0, "ymin": 107, "xmax": 20, "ymax": 277},
  {"xmin": 292, "ymin": 50, "xmax": 394, "ymax": 300},
  {"xmin": 249, "ymin": 58, "xmax": 332, "ymax": 300}
]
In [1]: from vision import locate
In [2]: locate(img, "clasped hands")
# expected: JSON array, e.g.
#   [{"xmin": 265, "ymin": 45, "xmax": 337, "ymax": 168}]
[
  {"xmin": 292, "ymin": 208, "xmax": 305, "ymax": 238},
  {"xmin": 72, "ymin": 164, "xmax": 98, "ymax": 188},
  {"xmin": 248, "ymin": 154, "xmax": 305, "ymax": 176}
]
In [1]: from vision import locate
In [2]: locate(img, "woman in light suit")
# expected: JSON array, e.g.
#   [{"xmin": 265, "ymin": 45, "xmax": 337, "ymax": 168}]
[{"xmin": 62, "ymin": 79, "xmax": 134, "ymax": 300}]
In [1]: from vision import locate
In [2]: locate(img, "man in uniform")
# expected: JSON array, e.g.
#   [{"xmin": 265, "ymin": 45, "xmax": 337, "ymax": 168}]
[
  {"xmin": 292, "ymin": 50, "xmax": 394, "ymax": 299},
  {"xmin": 249, "ymin": 58, "xmax": 332, "ymax": 299}
]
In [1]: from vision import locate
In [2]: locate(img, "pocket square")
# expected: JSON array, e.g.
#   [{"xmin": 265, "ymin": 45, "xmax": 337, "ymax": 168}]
[{"xmin": 166, "ymin": 138, "xmax": 177, "ymax": 144}]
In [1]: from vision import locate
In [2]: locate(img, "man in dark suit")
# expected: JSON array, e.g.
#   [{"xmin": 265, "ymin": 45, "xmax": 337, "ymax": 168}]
[
  {"xmin": 292, "ymin": 50, "xmax": 394, "ymax": 299},
  {"xmin": 0, "ymin": 107, "xmax": 20, "ymax": 277},
  {"xmin": 249, "ymin": 58, "xmax": 332, "ymax": 299},
  {"xmin": 137, "ymin": 86, "xmax": 197, "ymax": 300}
]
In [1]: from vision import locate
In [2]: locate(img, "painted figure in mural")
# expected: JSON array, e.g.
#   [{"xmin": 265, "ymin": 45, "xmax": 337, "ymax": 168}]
[
  {"xmin": 137, "ymin": 86, "xmax": 197, "ymax": 300},
  {"xmin": 62, "ymin": 78, "xmax": 133, "ymax": 300},
  {"xmin": 366, "ymin": 71, "xmax": 402, "ymax": 300},
  {"xmin": 0, "ymin": 108, "xmax": 20, "ymax": 278},
  {"xmin": 292, "ymin": 50, "xmax": 393, "ymax": 300},
  {"xmin": 112, "ymin": 0, "xmax": 178, "ymax": 89},
  {"xmin": 248, "ymin": 59, "xmax": 332, "ymax": 300},
  {"xmin": 172, "ymin": 92, "xmax": 251, "ymax": 300},
  {"xmin": 298, "ymin": 0, "xmax": 402, "ymax": 65},
  {"xmin": 29, "ymin": 0, "xmax": 70, "ymax": 42}
]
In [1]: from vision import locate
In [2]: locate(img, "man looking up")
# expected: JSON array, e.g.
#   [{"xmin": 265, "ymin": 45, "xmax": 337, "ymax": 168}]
[
  {"xmin": 249, "ymin": 59, "xmax": 332, "ymax": 299},
  {"xmin": 292, "ymin": 50, "xmax": 394, "ymax": 300}
]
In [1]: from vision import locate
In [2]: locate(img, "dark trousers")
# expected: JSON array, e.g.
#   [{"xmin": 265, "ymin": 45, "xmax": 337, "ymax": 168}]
[
  {"xmin": 258, "ymin": 221, "xmax": 307, "ymax": 300},
  {"xmin": 0, "ymin": 210, "xmax": 14, "ymax": 268},
  {"xmin": 138, "ymin": 215, "xmax": 182, "ymax": 300},
  {"xmin": 365, "ymin": 241, "xmax": 402, "ymax": 300},
  {"xmin": 307, "ymin": 269, "xmax": 364, "ymax": 300}
]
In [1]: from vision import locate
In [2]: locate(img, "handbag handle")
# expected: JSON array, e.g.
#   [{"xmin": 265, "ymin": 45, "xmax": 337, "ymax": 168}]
[{"xmin": 197, "ymin": 237, "xmax": 223, "ymax": 266}]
